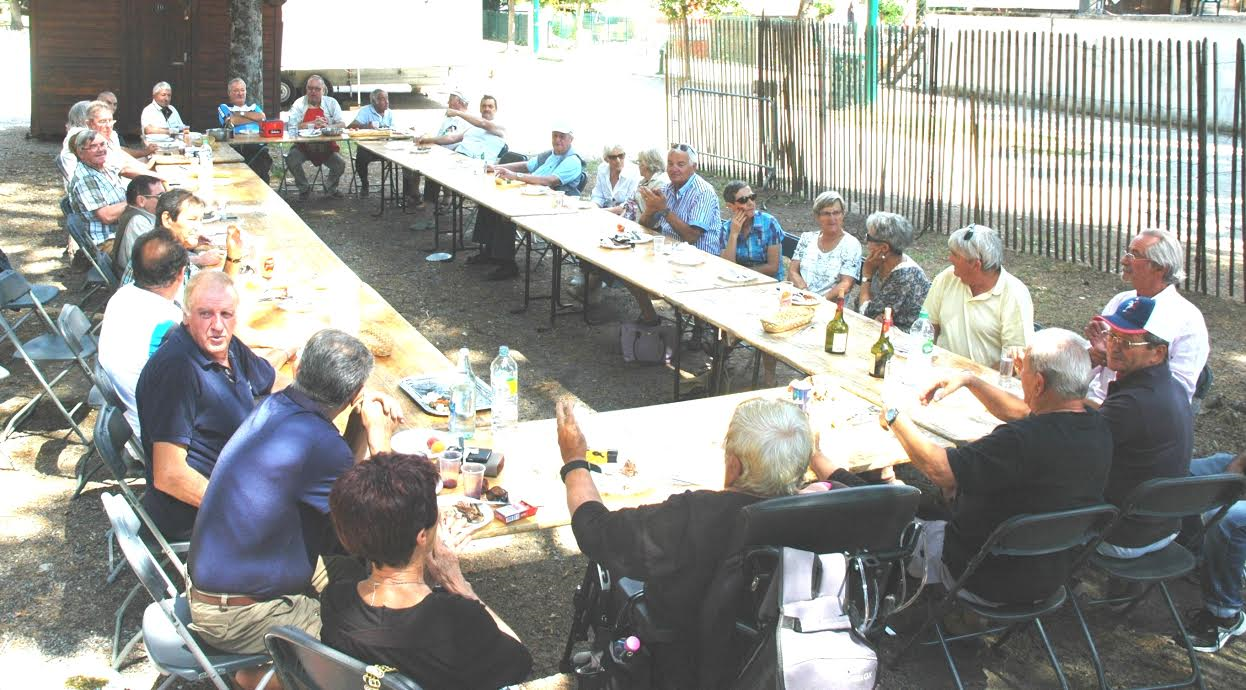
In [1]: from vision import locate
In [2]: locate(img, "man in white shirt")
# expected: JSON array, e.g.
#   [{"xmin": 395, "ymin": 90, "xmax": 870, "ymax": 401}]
[
  {"xmin": 413, "ymin": 94, "xmax": 506, "ymax": 210},
  {"xmin": 285, "ymin": 75, "xmax": 347, "ymax": 200},
  {"xmin": 404, "ymin": 89, "xmax": 470, "ymax": 206},
  {"xmin": 99, "ymin": 228, "xmax": 189, "ymax": 438},
  {"xmin": 141, "ymin": 82, "xmax": 186, "ymax": 136},
  {"xmin": 1084, "ymin": 228, "xmax": 1209, "ymax": 404}
]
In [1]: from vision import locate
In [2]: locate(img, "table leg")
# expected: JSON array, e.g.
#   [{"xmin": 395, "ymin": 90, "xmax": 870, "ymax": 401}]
[
  {"xmin": 709, "ymin": 328, "xmax": 727, "ymax": 396},
  {"xmin": 454, "ymin": 195, "xmax": 465, "ymax": 251},
  {"xmin": 372, "ymin": 159, "xmax": 388, "ymax": 218},
  {"xmin": 672, "ymin": 308, "xmax": 685, "ymax": 401},
  {"xmin": 275, "ymin": 143, "xmax": 293, "ymax": 196}
]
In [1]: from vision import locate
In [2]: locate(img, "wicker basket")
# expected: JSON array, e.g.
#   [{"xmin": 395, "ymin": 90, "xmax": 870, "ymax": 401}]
[{"xmin": 760, "ymin": 306, "xmax": 816, "ymax": 333}]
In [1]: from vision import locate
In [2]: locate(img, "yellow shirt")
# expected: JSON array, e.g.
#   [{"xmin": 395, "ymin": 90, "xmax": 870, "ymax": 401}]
[{"xmin": 922, "ymin": 266, "xmax": 1034, "ymax": 367}]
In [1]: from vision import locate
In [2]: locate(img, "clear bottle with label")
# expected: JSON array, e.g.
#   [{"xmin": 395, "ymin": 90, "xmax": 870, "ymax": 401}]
[
  {"xmin": 490, "ymin": 345, "xmax": 519, "ymax": 432},
  {"xmin": 449, "ymin": 347, "xmax": 476, "ymax": 439}
]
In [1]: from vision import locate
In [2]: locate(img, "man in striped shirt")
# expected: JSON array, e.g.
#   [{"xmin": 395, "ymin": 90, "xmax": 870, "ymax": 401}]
[{"xmin": 627, "ymin": 144, "xmax": 722, "ymax": 325}]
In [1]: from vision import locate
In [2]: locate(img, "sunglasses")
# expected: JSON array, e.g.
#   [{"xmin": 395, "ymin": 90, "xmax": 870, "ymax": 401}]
[
  {"xmin": 733, "ymin": 194, "xmax": 757, "ymax": 204},
  {"xmin": 865, "ymin": 234, "xmax": 885, "ymax": 243},
  {"xmin": 1106, "ymin": 332, "xmax": 1155, "ymax": 348},
  {"xmin": 605, "ymin": 153, "xmax": 625, "ymax": 161},
  {"xmin": 963, "ymin": 224, "xmax": 976, "ymax": 242},
  {"xmin": 670, "ymin": 143, "xmax": 697, "ymax": 155}
]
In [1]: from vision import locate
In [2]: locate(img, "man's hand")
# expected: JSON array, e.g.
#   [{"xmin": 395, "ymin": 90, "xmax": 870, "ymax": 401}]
[
  {"xmin": 495, "ymin": 167, "xmax": 518, "ymax": 181},
  {"xmin": 424, "ymin": 520, "xmax": 477, "ymax": 600},
  {"xmin": 359, "ymin": 390, "xmax": 405, "ymax": 426},
  {"xmin": 1084, "ymin": 318, "xmax": 1108, "ymax": 368},
  {"xmin": 144, "ymin": 142, "xmax": 159, "ymax": 156},
  {"xmin": 920, "ymin": 373, "xmax": 973, "ymax": 406},
  {"xmin": 555, "ymin": 399, "xmax": 589, "ymax": 463},
  {"xmin": 1226, "ymin": 453, "xmax": 1246, "ymax": 475},
  {"xmin": 639, "ymin": 187, "xmax": 666, "ymax": 214},
  {"xmin": 193, "ymin": 249, "xmax": 223, "ymax": 268}
]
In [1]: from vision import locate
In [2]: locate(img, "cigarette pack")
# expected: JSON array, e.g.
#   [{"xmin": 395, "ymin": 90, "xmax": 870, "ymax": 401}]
[{"xmin": 494, "ymin": 501, "xmax": 537, "ymax": 525}]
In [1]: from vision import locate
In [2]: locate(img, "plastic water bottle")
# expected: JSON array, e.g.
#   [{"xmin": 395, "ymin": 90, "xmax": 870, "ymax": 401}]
[
  {"xmin": 609, "ymin": 635, "xmax": 641, "ymax": 665},
  {"xmin": 489, "ymin": 346, "xmax": 519, "ymax": 432},
  {"xmin": 449, "ymin": 348, "xmax": 476, "ymax": 439},
  {"xmin": 908, "ymin": 309, "xmax": 935, "ymax": 370}
]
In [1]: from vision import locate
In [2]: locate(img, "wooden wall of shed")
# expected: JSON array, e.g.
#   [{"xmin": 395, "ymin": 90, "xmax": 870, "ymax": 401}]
[{"xmin": 29, "ymin": 0, "xmax": 282, "ymax": 141}]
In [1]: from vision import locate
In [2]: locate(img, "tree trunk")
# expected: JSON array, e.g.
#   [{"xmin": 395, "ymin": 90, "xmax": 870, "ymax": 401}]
[
  {"xmin": 228, "ymin": 0, "xmax": 265, "ymax": 110},
  {"xmin": 507, "ymin": 3, "xmax": 515, "ymax": 49},
  {"xmin": 9, "ymin": 0, "xmax": 24, "ymax": 30},
  {"xmin": 796, "ymin": 0, "xmax": 809, "ymax": 17}
]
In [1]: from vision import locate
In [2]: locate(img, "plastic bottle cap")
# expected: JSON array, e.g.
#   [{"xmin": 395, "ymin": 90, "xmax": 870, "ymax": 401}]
[
  {"xmin": 499, "ymin": 346, "xmax": 509, "ymax": 356},
  {"xmin": 624, "ymin": 636, "xmax": 641, "ymax": 652}
]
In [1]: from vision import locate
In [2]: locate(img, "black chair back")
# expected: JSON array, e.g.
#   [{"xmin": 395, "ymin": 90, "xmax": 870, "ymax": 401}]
[
  {"xmin": 781, "ymin": 231, "xmax": 800, "ymax": 259},
  {"xmin": 93, "ymin": 360, "xmax": 125, "ymax": 409},
  {"xmin": 94, "ymin": 404, "xmax": 133, "ymax": 485},
  {"xmin": 985, "ymin": 504, "xmax": 1118, "ymax": 559},
  {"xmin": 265, "ymin": 626, "xmax": 423, "ymax": 690},
  {"xmin": 738, "ymin": 484, "xmax": 922, "ymax": 556},
  {"xmin": 1120, "ymin": 474, "xmax": 1246, "ymax": 521}
]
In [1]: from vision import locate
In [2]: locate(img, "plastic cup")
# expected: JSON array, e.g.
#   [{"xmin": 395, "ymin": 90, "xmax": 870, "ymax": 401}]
[
  {"xmin": 439, "ymin": 449, "xmax": 462, "ymax": 490},
  {"xmin": 461, "ymin": 462, "xmax": 486, "ymax": 499},
  {"xmin": 651, "ymin": 234, "xmax": 666, "ymax": 256}
]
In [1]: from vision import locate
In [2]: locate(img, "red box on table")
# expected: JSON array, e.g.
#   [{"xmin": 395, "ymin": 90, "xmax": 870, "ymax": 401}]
[{"xmin": 259, "ymin": 120, "xmax": 284, "ymax": 138}]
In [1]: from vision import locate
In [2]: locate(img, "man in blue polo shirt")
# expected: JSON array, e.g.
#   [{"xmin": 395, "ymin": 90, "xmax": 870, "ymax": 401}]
[
  {"xmin": 135, "ymin": 271, "xmax": 287, "ymax": 541},
  {"xmin": 470, "ymin": 123, "xmax": 585, "ymax": 280},
  {"xmin": 217, "ymin": 77, "xmax": 272, "ymax": 182},
  {"xmin": 187, "ymin": 329, "xmax": 402, "ymax": 689}
]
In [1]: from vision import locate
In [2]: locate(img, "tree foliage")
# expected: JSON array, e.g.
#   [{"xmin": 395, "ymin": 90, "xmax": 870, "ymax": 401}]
[{"xmin": 656, "ymin": 0, "xmax": 740, "ymax": 20}]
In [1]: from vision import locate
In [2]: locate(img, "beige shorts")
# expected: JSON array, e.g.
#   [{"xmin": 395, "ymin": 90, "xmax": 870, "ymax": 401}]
[{"xmin": 189, "ymin": 591, "xmax": 321, "ymax": 655}]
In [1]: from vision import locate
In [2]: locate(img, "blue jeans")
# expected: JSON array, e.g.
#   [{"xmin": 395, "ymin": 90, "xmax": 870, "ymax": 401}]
[{"xmin": 1191, "ymin": 453, "xmax": 1246, "ymax": 617}]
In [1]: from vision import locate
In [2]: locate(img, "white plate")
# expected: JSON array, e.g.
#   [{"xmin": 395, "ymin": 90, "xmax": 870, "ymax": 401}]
[
  {"xmin": 145, "ymin": 134, "xmax": 172, "ymax": 143},
  {"xmin": 791, "ymin": 292, "xmax": 821, "ymax": 306},
  {"xmin": 572, "ymin": 199, "xmax": 596, "ymax": 209},
  {"xmin": 720, "ymin": 271, "xmax": 756, "ymax": 283},
  {"xmin": 297, "ymin": 129, "xmax": 320, "ymax": 137},
  {"xmin": 391, "ymin": 428, "xmax": 456, "ymax": 456},
  {"xmin": 520, "ymin": 186, "xmax": 548, "ymax": 196},
  {"xmin": 668, "ymin": 252, "xmax": 705, "ymax": 267},
  {"xmin": 438, "ymin": 496, "xmax": 494, "ymax": 533},
  {"xmin": 598, "ymin": 239, "xmax": 633, "ymax": 250},
  {"xmin": 593, "ymin": 463, "xmax": 652, "ymax": 496}
]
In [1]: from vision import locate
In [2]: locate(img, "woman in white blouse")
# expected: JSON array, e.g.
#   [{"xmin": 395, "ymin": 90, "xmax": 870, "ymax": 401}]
[
  {"xmin": 620, "ymin": 148, "xmax": 669, "ymax": 222},
  {"xmin": 789, "ymin": 190, "xmax": 862, "ymax": 301},
  {"xmin": 591, "ymin": 144, "xmax": 640, "ymax": 214}
]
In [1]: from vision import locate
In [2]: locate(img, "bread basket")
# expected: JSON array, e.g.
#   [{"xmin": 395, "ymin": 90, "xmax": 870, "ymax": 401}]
[{"xmin": 760, "ymin": 306, "xmax": 816, "ymax": 333}]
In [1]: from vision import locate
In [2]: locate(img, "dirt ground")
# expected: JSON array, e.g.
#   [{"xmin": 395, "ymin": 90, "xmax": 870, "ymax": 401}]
[{"xmin": 4, "ymin": 118, "xmax": 1246, "ymax": 689}]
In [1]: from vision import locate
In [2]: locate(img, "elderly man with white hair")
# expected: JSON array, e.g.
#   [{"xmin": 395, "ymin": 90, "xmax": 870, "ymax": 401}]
[
  {"xmin": 141, "ymin": 81, "xmax": 186, "ymax": 136},
  {"xmin": 65, "ymin": 129, "xmax": 128, "ymax": 248},
  {"xmin": 885, "ymin": 328, "xmax": 1112, "ymax": 607},
  {"xmin": 286, "ymin": 75, "xmax": 347, "ymax": 200},
  {"xmin": 1083, "ymin": 228, "xmax": 1208, "ymax": 405},
  {"xmin": 348, "ymin": 88, "xmax": 394, "ymax": 197},
  {"xmin": 921, "ymin": 224, "xmax": 1034, "ymax": 367},
  {"xmin": 556, "ymin": 396, "xmax": 852, "ymax": 687}
]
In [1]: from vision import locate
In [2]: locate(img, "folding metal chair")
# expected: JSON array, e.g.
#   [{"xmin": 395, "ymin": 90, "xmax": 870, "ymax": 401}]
[
  {"xmin": 265, "ymin": 626, "xmax": 423, "ymax": 690},
  {"xmin": 893, "ymin": 504, "xmax": 1119, "ymax": 690},
  {"xmin": 96, "ymin": 403, "xmax": 188, "ymax": 669},
  {"xmin": 101, "ymin": 492, "xmax": 270, "ymax": 688},
  {"xmin": 61, "ymin": 203, "xmax": 119, "ymax": 296},
  {"xmin": 1069, "ymin": 474, "xmax": 1246, "ymax": 690},
  {"xmin": 1, "ymin": 271, "xmax": 95, "ymax": 454}
]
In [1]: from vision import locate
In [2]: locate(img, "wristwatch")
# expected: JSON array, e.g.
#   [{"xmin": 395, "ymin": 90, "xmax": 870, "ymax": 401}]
[
  {"xmin": 560, "ymin": 459, "xmax": 601, "ymax": 483},
  {"xmin": 654, "ymin": 209, "xmax": 669, "ymax": 221},
  {"xmin": 884, "ymin": 407, "xmax": 900, "ymax": 428}
]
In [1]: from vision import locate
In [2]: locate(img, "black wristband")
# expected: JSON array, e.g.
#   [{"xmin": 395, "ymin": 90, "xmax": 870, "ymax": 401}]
[{"xmin": 560, "ymin": 459, "xmax": 600, "ymax": 483}]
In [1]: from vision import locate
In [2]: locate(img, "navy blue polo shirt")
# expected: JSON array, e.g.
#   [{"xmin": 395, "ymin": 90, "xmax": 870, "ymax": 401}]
[
  {"xmin": 1100, "ymin": 359, "xmax": 1193, "ymax": 547},
  {"xmin": 136, "ymin": 325, "xmax": 276, "ymax": 541},
  {"xmin": 189, "ymin": 387, "xmax": 355, "ymax": 598}
]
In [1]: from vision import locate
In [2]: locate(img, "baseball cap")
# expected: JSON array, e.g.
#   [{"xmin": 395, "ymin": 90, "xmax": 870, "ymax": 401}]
[
  {"xmin": 1093, "ymin": 296, "xmax": 1178, "ymax": 343},
  {"xmin": 447, "ymin": 88, "xmax": 468, "ymax": 103},
  {"xmin": 551, "ymin": 122, "xmax": 574, "ymax": 135}
]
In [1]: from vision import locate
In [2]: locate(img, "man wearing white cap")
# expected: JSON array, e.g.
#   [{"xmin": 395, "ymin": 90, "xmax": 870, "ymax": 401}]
[
  {"xmin": 1093, "ymin": 295, "xmax": 1193, "ymax": 563},
  {"xmin": 472, "ymin": 124, "xmax": 584, "ymax": 280},
  {"xmin": 407, "ymin": 89, "xmax": 478, "ymax": 207}
]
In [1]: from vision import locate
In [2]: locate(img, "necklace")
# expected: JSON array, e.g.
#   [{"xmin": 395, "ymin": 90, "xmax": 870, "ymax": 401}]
[{"xmin": 367, "ymin": 575, "xmax": 426, "ymax": 606}]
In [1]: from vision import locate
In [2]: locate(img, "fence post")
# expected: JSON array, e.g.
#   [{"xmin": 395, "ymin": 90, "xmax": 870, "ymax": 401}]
[{"xmin": 1196, "ymin": 38, "xmax": 1208, "ymax": 294}]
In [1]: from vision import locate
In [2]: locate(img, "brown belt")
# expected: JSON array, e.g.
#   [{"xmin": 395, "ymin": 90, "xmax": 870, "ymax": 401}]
[{"xmin": 189, "ymin": 587, "xmax": 266, "ymax": 607}]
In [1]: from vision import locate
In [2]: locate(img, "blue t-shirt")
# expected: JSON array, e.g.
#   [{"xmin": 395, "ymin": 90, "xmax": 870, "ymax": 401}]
[
  {"xmin": 526, "ymin": 149, "xmax": 584, "ymax": 195},
  {"xmin": 721, "ymin": 210, "xmax": 785, "ymax": 281},
  {"xmin": 136, "ymin": 325, "xmax": 276, "ymax": 540},
  {"xmin": 217, "ymin": 102, "xmax": 265, "ymax": 135},
  {"xmin": 189, "ymin": 388, "xmax": 355, "ymax": 597}
]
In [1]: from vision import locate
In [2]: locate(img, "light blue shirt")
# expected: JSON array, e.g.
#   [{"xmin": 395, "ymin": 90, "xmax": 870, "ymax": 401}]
[
  {"xmin": 350, "ymin": 104, "xmax": 393, "ymax": 129},
  {"xmin": 218, "ymin": 102, "xmax": 264, "ymax": 134},
  {"xmin": 527, "ymin": 150, "xmax": 584, "ymax": 194}
]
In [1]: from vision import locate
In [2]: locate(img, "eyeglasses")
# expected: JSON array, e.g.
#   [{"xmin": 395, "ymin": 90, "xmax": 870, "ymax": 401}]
[
  {"xmin": 82, "ymin": 143, "xmax": 108, "ymax": 151},
  {"xmin": 963, "ymin": 224, "xmax": 976, "ymax": 242},
  {"xmin": 91, "ymin": 119, "xmax": 116, "ymax": 125},
  {"xmin": 1122, "ymin": 250, "xmax": 1155, "ymax": 263},
  {"xmin": 865, "ymin": 234, "xmax": 884, "ymax": 243},
  {"xmin": 605, "ymin": 153, "xmax": 625, "ymax": 161},
  {"xmin": 733, "ymin": 194, "xmax": 756, "ymax": 204},
  {"xmin": 670, "ymin": 143, "xmax": 697, "ymax": 155},
  {"xmin": 817, "ymin": 209, "xmax": 842, "ymax": 217},
  {"xmin": 1106, "ymin": 332, "xmax": 1155, "ymax": 348}
]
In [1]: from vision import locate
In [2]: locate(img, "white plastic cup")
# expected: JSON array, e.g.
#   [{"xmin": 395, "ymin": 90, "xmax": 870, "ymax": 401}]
[
  {"xmin": 652, "ymin": 234, "xmax": 666, "ymax": 256},
  {"xmin": 461, "ymin": 462, "xmax": 486, "ymax": 499}
]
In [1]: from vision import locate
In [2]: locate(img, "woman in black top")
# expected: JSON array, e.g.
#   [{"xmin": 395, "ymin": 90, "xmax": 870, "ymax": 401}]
[{"xmin": 321, "ymin": 452, "xmax": 531, "ymax": 690}]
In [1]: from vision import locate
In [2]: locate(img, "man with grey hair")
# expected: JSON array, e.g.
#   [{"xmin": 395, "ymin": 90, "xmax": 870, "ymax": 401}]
[
  {"xmin": 922, "ymin": 224, "xmax": 1034, "ymax": 367},
  {"xmin": 286, "ymin": 74, "xmax": 347, "ymax": 199},
  {"xmin": 140, "ymin": 81, "xmax": 186, "ymax": 136},
  {"xmin": 555, "ymin": 396, "xmax": 817, "ymax": 685},
  {"xmin": 348, "ymin": 88, "xmax": 393, "ymax": 197},
  {"xmin": 886, "ymin": 328, "xmax": 1111, "ymax": 606},
  {"xmin": 217, "ymin": 77, "xmax": 272, "ymax": 182},
  {"xmin": 1084, "ymin": 228, "xmax": 1208, "ymax": 405},
  {"xmin": 187, "ymin": 329, "xmax": 403, "ymax": 687},
  {"xmin": 65, "ymin": 129, "xmax": 128, "ymax": 247},
  {"xmin": 412, "ymin": 93, "xmax": 505, "ymax": 209}
]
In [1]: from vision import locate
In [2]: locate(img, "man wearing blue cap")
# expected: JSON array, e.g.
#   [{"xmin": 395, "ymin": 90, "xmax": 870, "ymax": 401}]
[{"xmin": 1093, "ymin": 296, "xmax": 1192, "ymax": 562}]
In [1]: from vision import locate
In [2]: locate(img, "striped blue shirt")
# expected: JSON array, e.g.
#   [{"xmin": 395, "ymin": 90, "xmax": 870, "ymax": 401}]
[{"xmin": 659, "ymin": 174, "xmax": 722, "ymax": 253}]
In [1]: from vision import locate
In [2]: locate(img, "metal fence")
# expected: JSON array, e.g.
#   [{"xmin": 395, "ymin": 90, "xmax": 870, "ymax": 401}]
[
  {"xmin": 666, "ymin": 17, "xmax": 1246, "ymax": 300},
  {"xmin": 482, "ymin": 10, "xmax": 530, "ymax": 46}
]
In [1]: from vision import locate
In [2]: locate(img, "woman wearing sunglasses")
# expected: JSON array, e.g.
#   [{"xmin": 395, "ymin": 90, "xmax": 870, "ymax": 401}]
[{"xmin": 592, "ymin": 144, "xmax": 640, "ymax": 214}]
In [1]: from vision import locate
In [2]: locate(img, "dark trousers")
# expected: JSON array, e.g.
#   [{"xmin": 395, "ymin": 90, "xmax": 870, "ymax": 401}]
[
  {"xmin": 355, "ymin": 146, "xmax": 379, "ymax": 185},
  {"xmin": 234, "ymin": 144, "xmax": 272, "ymax": 183},
  {"xmin": 473, "ymin": 207, "xmax": 517, "ymax": 263},
  {"xmin": 403, "ymin": 172, "xmax": 441, "ymax": 204}
]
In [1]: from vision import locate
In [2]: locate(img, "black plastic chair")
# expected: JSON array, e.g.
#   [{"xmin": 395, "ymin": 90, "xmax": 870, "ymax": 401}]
[
  {"xmin": 265, "ymin": 625, "xmax": 423, "ymax": 690},
  {"xmin": 563, "ymin": 484, "xmax": 923, "ymax": 688},
  {"xmin": 894, "ymin": 504, "xmax": 1119, "ymax": 690},
  {"xmin": 1069, "ymin": 474, "xmax": 1246, "ymax": 690}
]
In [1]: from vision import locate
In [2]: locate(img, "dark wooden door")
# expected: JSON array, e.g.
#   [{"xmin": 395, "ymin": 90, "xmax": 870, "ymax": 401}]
[{"xmin": 123, "ymin": 0, "xmax": 192, "ymax": 134}]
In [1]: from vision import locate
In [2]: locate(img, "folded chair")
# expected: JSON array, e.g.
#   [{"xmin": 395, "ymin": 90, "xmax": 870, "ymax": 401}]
[
  {"xmin": 1, "ymin": 271, "xmax": 95, "ymax": 454},
  {"xmin": 96, "ymin": 403, "xmax": 188, "ymax": 668},
  {"xmin": 893, "ymin": 504, "xmax": 1119, "ymax": 690},
  {"xmin": 1069, "ymin": 474, "xmax": 1246, "ymax": 690},
  {"xmin": 265, "ymin": 625, "xmax": 423, "ymax": 690},
  {"xmin": 61, "ymin": 203, "xmax": 119, "ymax": 297},
  {"xmin": 562, "ymin": 484, "xmax": 923, "ymax": 688},
  {"xmin": 101, "ymin": 492, "xmax": 269, "ymax": 689}
]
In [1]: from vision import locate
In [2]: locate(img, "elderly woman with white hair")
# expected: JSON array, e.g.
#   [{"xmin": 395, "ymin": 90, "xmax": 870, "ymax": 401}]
[
  {"xmin": 921, "ymin": 224, "xmax": 1034, "ymax": 367},
  {"xmin": 620, "ymin": 147, "xmax": 670, "ymax": 222},
  {"xmin": 857, "ymin": 211, "xmax": 931, "ymax": 331},
  {"xmin": 591, "ymin": 143, "xmax": 640, "ymax": 214},
  {"xmin": 789, "ymin": 191, "xmax": 862, "ymax": 302},
  {"xmin": 555, "ymin": 396, "xmax": 857, "ymax": 686}
]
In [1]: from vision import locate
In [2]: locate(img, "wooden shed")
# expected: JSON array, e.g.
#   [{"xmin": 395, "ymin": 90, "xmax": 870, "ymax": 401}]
[{"xmin": 29, "ymin": 0, "xmax": 284, "ymax": 141}]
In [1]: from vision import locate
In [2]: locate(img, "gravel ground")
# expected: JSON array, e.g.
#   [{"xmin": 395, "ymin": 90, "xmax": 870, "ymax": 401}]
[{"xmin": 4, "ymin": 119, "xmax": 1246, "ymax": 689}]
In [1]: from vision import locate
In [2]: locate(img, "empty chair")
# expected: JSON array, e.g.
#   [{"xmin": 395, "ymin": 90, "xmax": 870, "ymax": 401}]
[
  {"xmin": 265, "ymin": 626, "xmax": 423, "ymax": 690},
  {"xmin": 101, "ymin": 492, "xmax": 269, "ymax": 689},
  {"xmin": 1069, "ymin": 474, "xmax": 1246, "ymax": 690},
  {"xmin": 61, "ymin": 206, "xmax": 119, "ymax": 295}
]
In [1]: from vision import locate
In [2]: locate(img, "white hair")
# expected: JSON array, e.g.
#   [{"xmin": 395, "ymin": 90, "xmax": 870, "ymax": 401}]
[
  {"xmin": 152, "ymin": 81, "xmax": 172, "ymax": 95},
  {"xmin": 227, "ymin": 77, "xmax": 246, "ymax": 91},
  {"xmin": 813, "ymin": 190, "xmax": 846, "ymax": 215},
  {"xmin": 948, "ymin": 224, "xmax": 1005, "ymax": 273},
  {"xmin": 724, "ymin": 398, "xmax": 812, "ymax": 497},
  {"xmin": 1025, "ymin": 328, "xmax": 1093, "ymax": 400},
  {"xmin": 369, "ymin": 88, "xmax": 387, "ymax": 106},
  {"xmin": 1137, "ymin": 228, "xmax": 1186, "ymax": 285}
]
